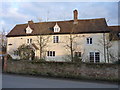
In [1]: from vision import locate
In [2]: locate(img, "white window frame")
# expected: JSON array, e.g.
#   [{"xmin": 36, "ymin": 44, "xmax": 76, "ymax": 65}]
[
  {"xmin": 54, "ymin": 23, "xmax": 60, "ymax": 32},
  {"xmin": 47, "ymin": 51, "xmax": 55, "ymax": 57},
  {"xmin": 26, "ymin": 25, "xmax": 33, "ymax": 34},
  {"xmin": 53, "ymin": 36, "xmax": 59, "ymax": 43},
  {"xmin": 87, "ymin": 37, "xmax": 92, "ymax": 44},
  {"xmin": 89, "ymin": 52, "xmax": 100, "ymax": 63},
  {"xmin": 27, "ymin": 39, "xmax": 32, "ymax": 44}
]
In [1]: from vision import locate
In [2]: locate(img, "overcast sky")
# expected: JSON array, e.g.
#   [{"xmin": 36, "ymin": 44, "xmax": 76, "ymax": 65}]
[{"xmin": 0, "ymin": 0, "xmax": 119, "ymax": 33}]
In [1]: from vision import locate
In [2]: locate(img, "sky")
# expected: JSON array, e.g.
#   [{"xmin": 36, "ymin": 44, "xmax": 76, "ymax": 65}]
[{"xmin": 0, "ymin": 0, "xmax": 119, "ymax": 33}]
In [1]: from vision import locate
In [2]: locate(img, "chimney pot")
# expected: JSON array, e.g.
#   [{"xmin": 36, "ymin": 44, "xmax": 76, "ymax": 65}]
[
  {"xmin": 73, "ymin": 9, "xmax": 78, "ymax": 24},
  {"xmin": 28, "ymin": 20, "xmax": 34, "ymax": 25}
]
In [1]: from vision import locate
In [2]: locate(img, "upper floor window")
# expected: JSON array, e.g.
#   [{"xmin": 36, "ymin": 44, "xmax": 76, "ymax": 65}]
[
  {"xmin": 90, "ymin": 52, "xmax": 100, "ymax": 63},
  {"xmin": 27, "ymin": 39, "xmax": 32, "ymax": 44},
  {"xmin": 87, "ymin": 37, "xmax": 92, "ymax": 44},
  {"xmin": 53, "ymin": 36, "xmax": 59, "ymax": 43},
  {"xmin": 74, "ymin": 52, "xmax": 81, "ymax": 57},
  {"xmin": 47, "ymin": 51, "xmax": 55, "ymax": 57}
]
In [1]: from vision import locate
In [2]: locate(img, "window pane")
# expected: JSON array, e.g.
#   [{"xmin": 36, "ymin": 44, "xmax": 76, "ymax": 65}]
[
  {"xmin": 53, "ymin": 36, "xmax": 59, "ymax": 43},
  {"xmin": 50, "ymin": 51, "xmax": 52, "ymax": 56},
  {"xmin": 74, "ymin": 52, "xmax": 81, "ymax": 57},
  {"xmin": 90, "ymin": 52, "xmax": 94, "ymax": 62},
  {"xmin": 87, "ymin": 38, "xmax": 89, "ymax": 44},
  {"xmin": 27, "ymin": 39, "xmax": 29, "ymax": 43},
  {"xmin": 56, "ymin": 36, "xmax": 59, "ymax": 43},
  {"xmin": 74, "ymin": 52, "xmax": 77, "ymax": 57},
  {"xmin": 79, "ymin": 52, "xmax": 81, "ymax": 57},
  {"xmin": 95, "ymin": 52, "xmax": 100, "ymax": 63},
  {"xmin": 90, "ymin": 38, "xmax": 92, "ymax": 44},
  {"xmin": 47, "ymin": 51, "xmax": 49, "ymax": 56},
  {"xmin": 30, "ymin": 39, "xmax": 32, "ymax": 43},
  {"xmin": 53, "ymin": 51, "xmax": 55, "ymax": 56},
  {"xmin": 53, "ymin": 36, "xmax": 55, "ymax": 43}
]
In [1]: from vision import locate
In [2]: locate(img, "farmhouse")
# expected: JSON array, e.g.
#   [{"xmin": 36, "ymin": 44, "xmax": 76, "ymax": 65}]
[{"xmin": 6, "ymin": 10, "xmax": 120, "ymax": 63}]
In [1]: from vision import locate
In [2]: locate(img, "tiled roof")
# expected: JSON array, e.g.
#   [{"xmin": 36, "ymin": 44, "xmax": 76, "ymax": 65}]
[
  {"xmin": 6, "ymin": 18, "xmax": 110, "ymax": 37},
  {"xmin": 109, "ymin": 26, "xmax": 120, "ymax": 40},
  {"xmin": 109, "ymin": 26, "xmax": 120, "ymax": 32}
]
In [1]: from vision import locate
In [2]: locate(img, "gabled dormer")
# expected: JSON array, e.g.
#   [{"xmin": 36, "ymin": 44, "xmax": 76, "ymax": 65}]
[
  {"xmin": 26, "ymin": 20, "xmax": 33, "ymax": 34},
  {"xmin": 54, "ymin": 23, "xmax": 60, "ymax": 32},
  {"xmin": 26, "ymin": 25, "xmax": 33, "ymax": 34}
]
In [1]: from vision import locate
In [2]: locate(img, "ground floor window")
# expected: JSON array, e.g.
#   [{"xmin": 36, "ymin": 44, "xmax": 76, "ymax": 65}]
[
  {"xmin": 89, "ymin": 52, "xmax": 100, "ymax": 63},
  {"xmin": 47, "ymin": 51, "xmax": 55, "ymax": 57},
  {"xmin": 74, "ymin": 52, "xmax": 81, "ymax": 57},
  {"xmin": 14, "ymin": 51, "xmax": 19, "ymax": 56}
]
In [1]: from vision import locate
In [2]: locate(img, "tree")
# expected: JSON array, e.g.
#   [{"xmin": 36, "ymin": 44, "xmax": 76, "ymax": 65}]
[
  {"xmin": 63, "ymin": 24, "xmax": 83, "ymax": 62},
  {"xmin": 0, "ymin": 29, "xmax": 7, "ymax": 53},
  {"xmin": 14, "ymin": 44, "xmax": 35, "ymax": 60},
  {"xmin": 35, "ymin": 20, "xmax": 50, "ymax": 60},
  {"xmin": 96, "ymin": 33, "xmax": 118, "ymax": 63},
  {"xmin": 36, "ymin": 35, "xmax": 50, "ymax": 59}
]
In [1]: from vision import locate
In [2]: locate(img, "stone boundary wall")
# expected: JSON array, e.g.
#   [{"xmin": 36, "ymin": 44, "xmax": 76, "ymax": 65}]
[{"xmin": 5, "ymin": 60, "xmax": 119, "ymax": 81}]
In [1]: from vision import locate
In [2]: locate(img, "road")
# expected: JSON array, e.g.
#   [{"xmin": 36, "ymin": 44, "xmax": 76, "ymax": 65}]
[{"xmin": 2, "ymin": 74, "xmax": 118, "ymax": 88}]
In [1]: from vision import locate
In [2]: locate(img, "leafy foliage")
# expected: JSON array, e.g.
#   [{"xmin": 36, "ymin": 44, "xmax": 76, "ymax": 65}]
[
  {"xmin": 14, "ymin": 44, "xmax": 35, "ymax": 60},
  {"xmin": 73, "ymin": 56, "xmax": 82, "ymax": 63},
  {"xmin": 7, "ymin": 54, "xmax": 12, "ymax": 60}
]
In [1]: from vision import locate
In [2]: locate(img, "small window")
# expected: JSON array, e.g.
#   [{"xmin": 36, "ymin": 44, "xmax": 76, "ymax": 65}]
[
  {"xmin": 55, "ymin": 28, "xmax": 58, "ymax": 32},
  {"xmin": 26, "ymin": 25, "xmax": 33, "ymax": 34},
  {"xmin": 14, "ymin": 51, "xmax": 19, "ymax": 56},
  {"xmin": 47, "ymin": 51, "xmax": 55, "ymax": 57},
  {"xmin": 27, "ymin": 39, "xmax": 32, "ymax": 44},
  {"xmin": 74, "ymin": 52, "xmax": 81, "ymax": 57},
  {"xmin": 87, "ymin": 38, "xmax": 92, "ymax": 44},
  {"xmin": 54, "ymin": 23, "xmax": 60, "ymax": 32},
  {"xmin": 53, "ymin": 36, "xmax": 59, "ymax": 43}
]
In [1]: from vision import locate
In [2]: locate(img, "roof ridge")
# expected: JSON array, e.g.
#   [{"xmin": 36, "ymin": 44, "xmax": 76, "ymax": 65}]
[
  {"xmin": 109, "ymin": 25, "xmax": 120, "ymax": 27},
  {"xmin": 16, "ymin": 18, "xmax": 105, "ymax": 26}
]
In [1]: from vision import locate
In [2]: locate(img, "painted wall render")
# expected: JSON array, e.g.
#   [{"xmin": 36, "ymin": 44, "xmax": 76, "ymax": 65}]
[{"xmin": 7, "ymin": 33, "xmax": 119, "ymax": 63}]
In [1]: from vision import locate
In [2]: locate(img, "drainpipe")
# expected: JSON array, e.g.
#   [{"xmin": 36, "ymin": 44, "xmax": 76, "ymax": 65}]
[
  {"xmin": 103, "ymin": 33, "xmax": 106, "ymax": 63},
  {"xmin": 118, "ymin": 40, "xmax": 120, "ymax": 62}
]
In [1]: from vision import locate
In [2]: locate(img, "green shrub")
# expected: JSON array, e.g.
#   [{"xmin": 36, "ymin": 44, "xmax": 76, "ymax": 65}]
[
  {"xmin": 32, "ymin": 70, "xmax": 38, "ymax": 74},
  {"xmin": 73, "ymin": 56, "xmax": 82, "ymax": 63}
]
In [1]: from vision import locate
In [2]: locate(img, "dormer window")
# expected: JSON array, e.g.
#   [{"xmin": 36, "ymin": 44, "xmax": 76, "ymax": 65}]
[
  {"xmin": 26, "ymin": 25, "xmax": 33, "ymax": 34},
  {"xmin": 54, "ymin": 23, "xmax": 60, "ymax": 32}
]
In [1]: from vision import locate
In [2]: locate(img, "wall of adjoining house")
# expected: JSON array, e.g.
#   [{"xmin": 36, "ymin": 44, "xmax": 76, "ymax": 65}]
[{"xmin": 7, "ymin": 33, "xmax": 118, "ymax": 63}]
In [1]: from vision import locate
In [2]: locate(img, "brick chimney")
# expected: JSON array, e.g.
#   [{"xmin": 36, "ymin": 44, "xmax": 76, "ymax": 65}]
[
  {"xmin": 28, "ymin": 20, "xmax": 34, "ymax": 25},
  {"xmin": 73, "ymin": 9, "xmax": 78, "ymax": 24}
]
